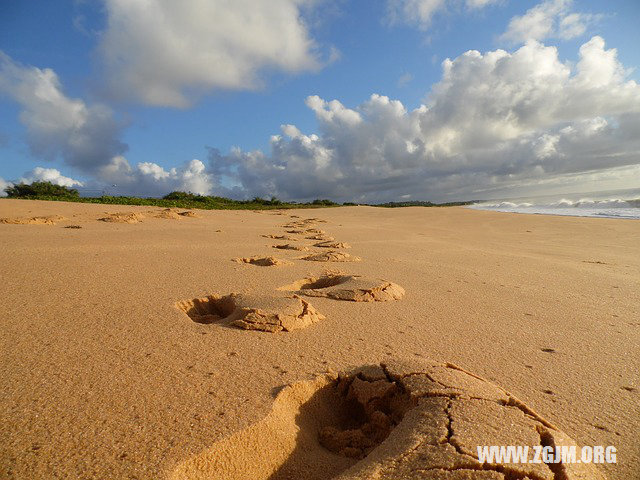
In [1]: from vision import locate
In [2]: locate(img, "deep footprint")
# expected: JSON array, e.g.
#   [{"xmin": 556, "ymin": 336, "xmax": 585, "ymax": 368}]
[
  {"xmin": 233, "ymin": 256, "xmax": 293, "ymax": 266},
  {"xmin": 279, "ymin": 274, "xmax": 405, "ymax": 302},
  {"xmin": 176, "ymin": 293, "xmax": 324, "ymax": 332},
  {"xmin": 170, "ymin": 358, "xmax": 605, "ymax": 480}
]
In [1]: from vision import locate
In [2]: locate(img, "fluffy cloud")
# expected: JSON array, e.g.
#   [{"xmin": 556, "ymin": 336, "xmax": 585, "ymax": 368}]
[
  {"xmin": 19, "ymin": 167, "xmax": 84, "ymax": 187},
  {"xmin": 0, "ymin": 177, "xmax": 12, "ymax": 197},
  {"xmin": 209, "ymin": 37, "xmax": 640, "ymax": 202},
  {"xmin": 0, "ymin": 52, "xmax": 127, "ymax": 173},
  {"xmin": 501, "ymin": 0, "xmax": 600, "ymax": 44},
  {"xmin": 98, "ymin": 0, "xmax": 325, "ymax": 107},
  {"xmin": 386, "ymin": 0, "xmax": 500, "ymax": 30},
  {"xmin": 0, "ymin": 52, "xmax": 216, "ymax": 196},
  {"xmin": 98, "ymin": 156, "xmax": 214, "ymax": 196}
]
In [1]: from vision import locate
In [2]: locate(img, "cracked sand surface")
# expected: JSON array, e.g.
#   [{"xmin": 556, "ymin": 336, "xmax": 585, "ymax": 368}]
[
  {"xmin": 170, "ymin": 358, "xmax": 604, "ymax": 480},
  {"xmin": 279, "ymin": 274, "xmax": 405, "ymax": 302},
  {"xmin": 177, "ymin": 293, "xmax": 324, "ymax": 333}
]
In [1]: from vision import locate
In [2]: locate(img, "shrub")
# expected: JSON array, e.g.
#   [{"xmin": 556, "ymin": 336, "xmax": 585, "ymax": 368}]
[
  {"xmin": 4, "ymin": 181, "xmax": 79, "ymax": 198},
  {"xmin": 163, "ymin": 191, "xmax": 208, "ymax": 202},
  {"xmin": 311, "ymin": 198, "xmax": 337, "ymax": 206}
]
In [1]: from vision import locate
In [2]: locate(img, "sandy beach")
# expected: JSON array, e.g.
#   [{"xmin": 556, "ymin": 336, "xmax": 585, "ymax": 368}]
[{"xmin": 1, "ymin": 199, "xmax": 638, "ymax": 479}]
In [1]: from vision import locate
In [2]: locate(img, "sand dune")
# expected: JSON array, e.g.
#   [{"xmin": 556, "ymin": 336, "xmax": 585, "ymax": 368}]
[{"xmin": 0, "ymin": 199, "xmax": 637, "ymax": 479}]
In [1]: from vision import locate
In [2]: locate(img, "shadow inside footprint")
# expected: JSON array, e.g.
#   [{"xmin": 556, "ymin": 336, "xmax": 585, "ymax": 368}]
[
  {"xmin": 170, "ymin": 359, "xmax": 605, "ymax": 480},
  {"xmin": 176, "ymin": 293, "xmax": 324, "ymax": 332},
  {"xmin": 176, "ymin": 295, "xmax": 237, "ymax": 324}
]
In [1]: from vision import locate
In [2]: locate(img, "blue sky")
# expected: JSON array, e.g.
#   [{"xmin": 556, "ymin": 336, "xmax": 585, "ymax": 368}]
[{"xmin": 1, "ymin": 0, "xmax": 639, "ymax": 202}]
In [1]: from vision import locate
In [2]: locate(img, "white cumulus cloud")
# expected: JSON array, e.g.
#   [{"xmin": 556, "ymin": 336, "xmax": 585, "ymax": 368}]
[
  {"xmin": 98, "ymin": 156, "xmax": 214, "ymax": 197},
  {"xmin": 501, "ymin": 0, "xmax": 600, "ymax": 45},
  {"xmin": 208, "ymin": 36, "xmax": 640, "ymax": 202},
  {"xmin": 0, "ymin": 52, "xmax": 127, "ymax": 173},
  {"xmin": 98, "ymin": 0, "xmax": 326, "ymax": 107},
  {"xmin": 19, "ymin": 167, "xmax": 84, "ymax": 187}
]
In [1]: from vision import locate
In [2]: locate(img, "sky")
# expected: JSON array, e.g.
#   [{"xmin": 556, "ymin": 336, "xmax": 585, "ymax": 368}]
[{"xmin": 0, "ymin": 0, "xmax": 639, "ymax": 202}]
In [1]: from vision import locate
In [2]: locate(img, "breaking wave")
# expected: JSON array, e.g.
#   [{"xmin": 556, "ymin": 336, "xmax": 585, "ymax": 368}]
[{"xmin": 470, "ymin": 193, "xmax": 640, "ymax": 219}]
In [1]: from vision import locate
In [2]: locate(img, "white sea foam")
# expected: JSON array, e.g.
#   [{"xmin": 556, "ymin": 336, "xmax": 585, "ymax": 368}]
[{"xmin": 470, "ymin": 190, "xmax": 640, "ymax": 219}]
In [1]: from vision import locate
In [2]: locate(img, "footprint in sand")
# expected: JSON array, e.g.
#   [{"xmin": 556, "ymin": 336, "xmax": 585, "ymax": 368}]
[
  {"xmin": 153, "ymin": 208, "xmax": 200, "ymax": 219},
  {"xmin": 302, "ymin": 251, "xmax": 361, "ymax": 263},
  {"xmin": 262, "ymin": 234, "xmax": 298, "ymax": 241},
  {"xmin": 0, "ymin": 214, "xmax": 67, "ymax": 225},
  {"xmin": 233, "ymin": 256, "xmax": 293, "ymax": 266},
  {"xmin": 176, "ymin": 293, "xmax": 324, "ymax": 332},
  {"xmin": 314, "ymin": 241, "xmax": 351, "ymax": 249},
  {"xmin": 307, "ymin": 234, "xmax": 335, "ymax": 241},
  {"xmin": 98, "ymin": 212, "xmax": 144, "ymax": 223},
  {"xmin": 282, "ymin": 222, "xmax": 306, "ymax": 228},
  {"xmin": 272, "ymin": 244, "xmax": 310, "ymax": 251},
  {"xmin": 170, "ymin": 358, "xmax": 604, "ymax": 480},
  {"xmin": 279, "ymin": 274, "xmax": 405, "ymax": 302}
]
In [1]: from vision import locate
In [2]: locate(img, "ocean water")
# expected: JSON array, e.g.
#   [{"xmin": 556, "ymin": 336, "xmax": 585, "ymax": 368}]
[{"xmin": 469, "ymin": 188, "xmax": 640, "ymax": 220}]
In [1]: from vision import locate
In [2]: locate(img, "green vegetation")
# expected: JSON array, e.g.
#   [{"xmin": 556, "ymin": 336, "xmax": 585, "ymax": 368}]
[
  {"xmin": 311, "ymin": 199, "xmax": 339, "ymax": 206},
  {"xmin": 2, "ymin": 181, "xmax": 476, "ymax": 210},
  {"xmin": 2, "ymin": 183, "xmax": 338, "ymax": 210},
  {"xmin": 4, "ymin": 181, "xmax": 80, "ymax": 198}
]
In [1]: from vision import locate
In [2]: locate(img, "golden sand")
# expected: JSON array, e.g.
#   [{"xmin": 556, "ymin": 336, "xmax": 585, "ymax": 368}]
[{"xmin": 0, "ymin": 199, "xmax": 638, "ymax": 479}]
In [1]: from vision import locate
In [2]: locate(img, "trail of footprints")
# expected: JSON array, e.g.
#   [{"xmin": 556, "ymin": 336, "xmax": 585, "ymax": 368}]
[
  {"xmin": 179, "ymin": 213, "xmax": 402, "ymax": 332},
  {"xmin": 0, "ymin": 207, "xmax": 200, "ymax": 225},
  {"xmin": 173, "ymin": 211, "xmax": 605, "ymax": 479}
]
